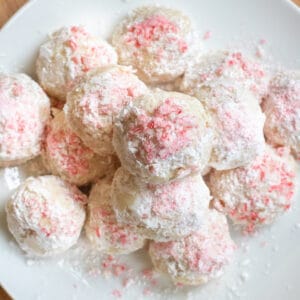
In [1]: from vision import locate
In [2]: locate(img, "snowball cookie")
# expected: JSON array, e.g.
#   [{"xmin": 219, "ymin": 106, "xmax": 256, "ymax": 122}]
[
  {"xmin": 180, "ymin": 50, "xmax": 268, "ymax": 101},
  {"xmin": 6, "ymin": 175, "xmax": 86, "ymax": 257},
  {"xmin": 36, "ymin": 25, "xmax": 117, "ymax": 101},
  {"xmin": 112, "ymin": 6, "xmax": 197, "ymax": 83},
  {"xmin": 209, "ymin": 146, "xmax": 296, "ymax": 233},
  {"xmin": 85, "ymin": 178, "xmax": 145, "ymax": 254},
  {"xmin": 0, "ymin": 73, "xmax": 50, "ymax": 167},
  {"xmin": 113, "ymin": 90, "xmax": 213, "ymax": 183},
  {"xmin": 149, "ymin": 209, "xmax": 236, "ymax": 285},
  {"xmin": 263, "ymin": 71, "xmax": 300, "ymax": 159},
  {"xmin": 111, "ymin": 167, "xmax": 210, "ymax": 241},
  {"xmin": 42, "ymin": 110, "xmax": 119, "ymax": 186},
  {"xmin": 65, "ymin": 65, "xmax": 148, "ymax": 156},
  {"xmin": 204, "ymin": 86, "xmax": 266, "ymax": 170}
]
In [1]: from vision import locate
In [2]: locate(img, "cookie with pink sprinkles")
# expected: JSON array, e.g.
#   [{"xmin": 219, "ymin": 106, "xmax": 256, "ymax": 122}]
[
  {"xmin": 263, "ymin": 70, "xmax": 300, "ymax": 159},
  {"xmin": 0, "ymin": 73, "xmax": 50, "ymax": 167},
  {"xmin": 180, "ymin": 50, "xmax": 269, "ymax": 102},
  {"xmin": 42, "ymin": 110, "xmax": 119, "ymax": 186},
  {"xmin": 203, "ymin": 86, "xmax": 266, "ymax": 170},
  {"xmin": 149, "ymin": 209, "xmax": 236, "ymax": 285},
  {"xmin": 6, "ymin": 175, "xmax": 86, "ymax": 257},
  {"xmin": 112, "ymin": 6, "xmax": 198, "ymax": 83},
  {"xmin": 65, "ymin": 65, "xmax": 148, "ymax": 156},
  {"xmin": 85, "ymin": 177, "xmax": 145, "ymax": 254},
  {"xmin": 113, "ymin": 90, "xmax": 213, "ymax": 183},
  {"xmin": 111, "ymin": 167, "xmax": 210, "ymax": 241},
  {"xmin": 209, "ymin": 145, "xmax": 296, "ymax": 233},
  {"xmin": 36, "ymin": 25, "xmax": 118, "ymax": 101}
]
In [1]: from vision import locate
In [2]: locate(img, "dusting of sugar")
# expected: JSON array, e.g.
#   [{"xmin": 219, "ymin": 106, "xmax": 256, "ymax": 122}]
[
  {"xmin": 42, "ymin": 111, "xmax": 116, "ymax": 186},
  {"xmin": 112, "ymin": 168, "xmax": 210, "ymax": 241},
  {"xmin": 36, "ymin": 26, "xmax": 118, "ymax": 100},
  {"xmin": 0, "ymin": 73, "xmax": 50, "ymax": 166},
  {"xmin": 113, "ymin": 90, "xmax": 213, "ymax": 183},
  {"xmin": 65, "ymin": 65, "xmax": 148, "ymax": 156},
  {"xmin": 1, "ymin": 5, "xmax": 299, "ymax": 300},
  {"xmin": 85, "ymin": 178, "xmax": 145, "ymax": 254},
  {"xmin": 112, "ymin": 6, "xmax": 200, "ymax": 83},
  {"xmin": 127, "ymin": 98, "xmax": 199, "ymax": 163},
  {"xmin": 3, "ymin": 167, "xmax": 21, "ymax": 190},
  {"xmin": 263, "ymin": 70, "xmax": 300, "ymax": 160},
  {"xmin": 210, "ymin": 145, "xmax": 296, "ymax": 233},
  {"xmin": 6, "ymin": 175, "xmax": 86, "ymax": 257},
  {"xmin": 148, "ymin": 210, "xmax": 236, "ymax": 285},
  {"xmin": 239, "ymin": 272, "xmax": 249, "ymax": 282}
]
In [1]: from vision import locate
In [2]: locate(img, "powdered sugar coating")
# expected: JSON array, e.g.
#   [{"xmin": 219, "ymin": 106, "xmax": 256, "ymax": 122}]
[
  {"xmin": 0, "ymin": 73, "xmax": 50, "ymax": 167},
  {"xmin": 85, "ymin": 177, "xmax": 145, "ymax": 254},
  {"xmin": 202, "ymin": 86, "xmax": 266, "ymax": 170},
  {"xmin": 111, "ymin": 167, "xmax": 211, "ymax": 241},
  {"xmin": 42, "ymin": 110, "xmax": 119, "ymax": 186},
  {"xmin": 65, "ymin": 65, "xmax": 148, "ymax": 156},
  {"xmin": 209, "ymin": 146, "xmax": 296, "ymax": 233},
  {"xmin": 113, "ymin": 90, "xmax": 213, "ymax": 183},
  {"xmin": 6, "ymin": 175, "xmax": 86, "ymax": 257},
  {"xmin": 149, "ymin": 209, "xmax": 236, "ymax": 285},
  {"xmin": 36, "ymin": 26, "xmax": 118, "ymax": 101},
  {"xmin": 263, "ymin": 70, "xmax": 300, "ymax": 159},
  {"xmin": 180, "ymin": 50, "xmax": 269, "ymax": 101},
  {"xmin": 112, "ymin": 6, "xmax": 198, "ymax": 83}
]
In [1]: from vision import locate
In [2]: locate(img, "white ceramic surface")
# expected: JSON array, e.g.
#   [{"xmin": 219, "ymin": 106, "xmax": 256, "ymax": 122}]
[{"xmin": 0, "ymin": 0, "xmax": 300, "ymax": 299}]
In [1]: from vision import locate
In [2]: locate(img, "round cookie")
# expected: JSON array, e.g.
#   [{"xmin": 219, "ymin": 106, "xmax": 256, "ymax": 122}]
[
  {"xmin": 65, "ymin": 65, "xmax": 148, "ymax": 156},
  {"xmin": 202, "ymin": 86, "xmax": 266, "ymax": 170},
  {"xmin": 0, "ymin": 73, "xmax": 50, "ymax": 167},
  {"xmin": 85, "ymin": 177, "xmax": 145, "ymax": 254},
  {"xmin": 36, "ymin": 26, "xmax": 117, "ymax": 101},
  {"xmin": 263, "ymin": 70, "xmax": 300, "ymax": 159},
  {"xmin": 42, "ymin": 110, "xmax": 119, "ymax": 186},
  {"xmin": 111, "ymin": 167, "xmax": 210, "ymax": 241},
  {"xmin": 149, "ymin": 209, "xmax": 236, "ymax": 285},
  {"xmin": 209, "ymin": 146, "xmax": 296, "ymax": 233},
  {"xmin": 113, "ymin": 90, "xmax": 213, "ymax": 183},
  {"xmin": 180, "ymin": 50, "xmax": 268, "ymax": 101},
  {"xmin": 6, "ymin": 175, "xmax": 86, "ymax": 257},
  {"xmin": 112, "ymin": 6, "xmax": 197, "ymax": 83}
]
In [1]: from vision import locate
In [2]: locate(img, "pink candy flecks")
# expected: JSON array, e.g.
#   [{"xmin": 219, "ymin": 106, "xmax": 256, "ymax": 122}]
[
  {"xmin": 147, "ymin": 180, "xmax": 190, "ymax": 217},
  {"xmin": 125, "ymin": 15, "xmax": 188, "ymax": 53},
  {"xmin": 128, "ymin": 98, "xmax": 198, "ymax": 163},
  {"xmin": 46, "ymin": 127, "xmax": 93, "ymax": 176},
  {"xmin": 90, "ymin": 206, "xmax": 139, "ymax": 246},
  {"xmin": 65, "ymin": 26, "xmax": 116, "ymax": 74},
  {"xmin": 229, "ymin": 151, "xmax": 295, "ymax": 233}
]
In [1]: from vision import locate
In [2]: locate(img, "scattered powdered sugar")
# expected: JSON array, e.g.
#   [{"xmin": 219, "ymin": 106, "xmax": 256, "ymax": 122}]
[
  {"xmin": 3, "ymin": 167, "xmax": 21, "ymax": 190},
  {"xmin": 52, "ymin": 237, "xmax": 177, "ymax": 299},
  {"xmin": 2, "ymin": 156, "xmax": 49, "ymax": 192}
]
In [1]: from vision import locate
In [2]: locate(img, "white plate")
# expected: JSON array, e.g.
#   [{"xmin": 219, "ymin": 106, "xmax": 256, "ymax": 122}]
[{"xmin": 0, "ymin": 0, "xmax": 300, "ymax": 299}]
